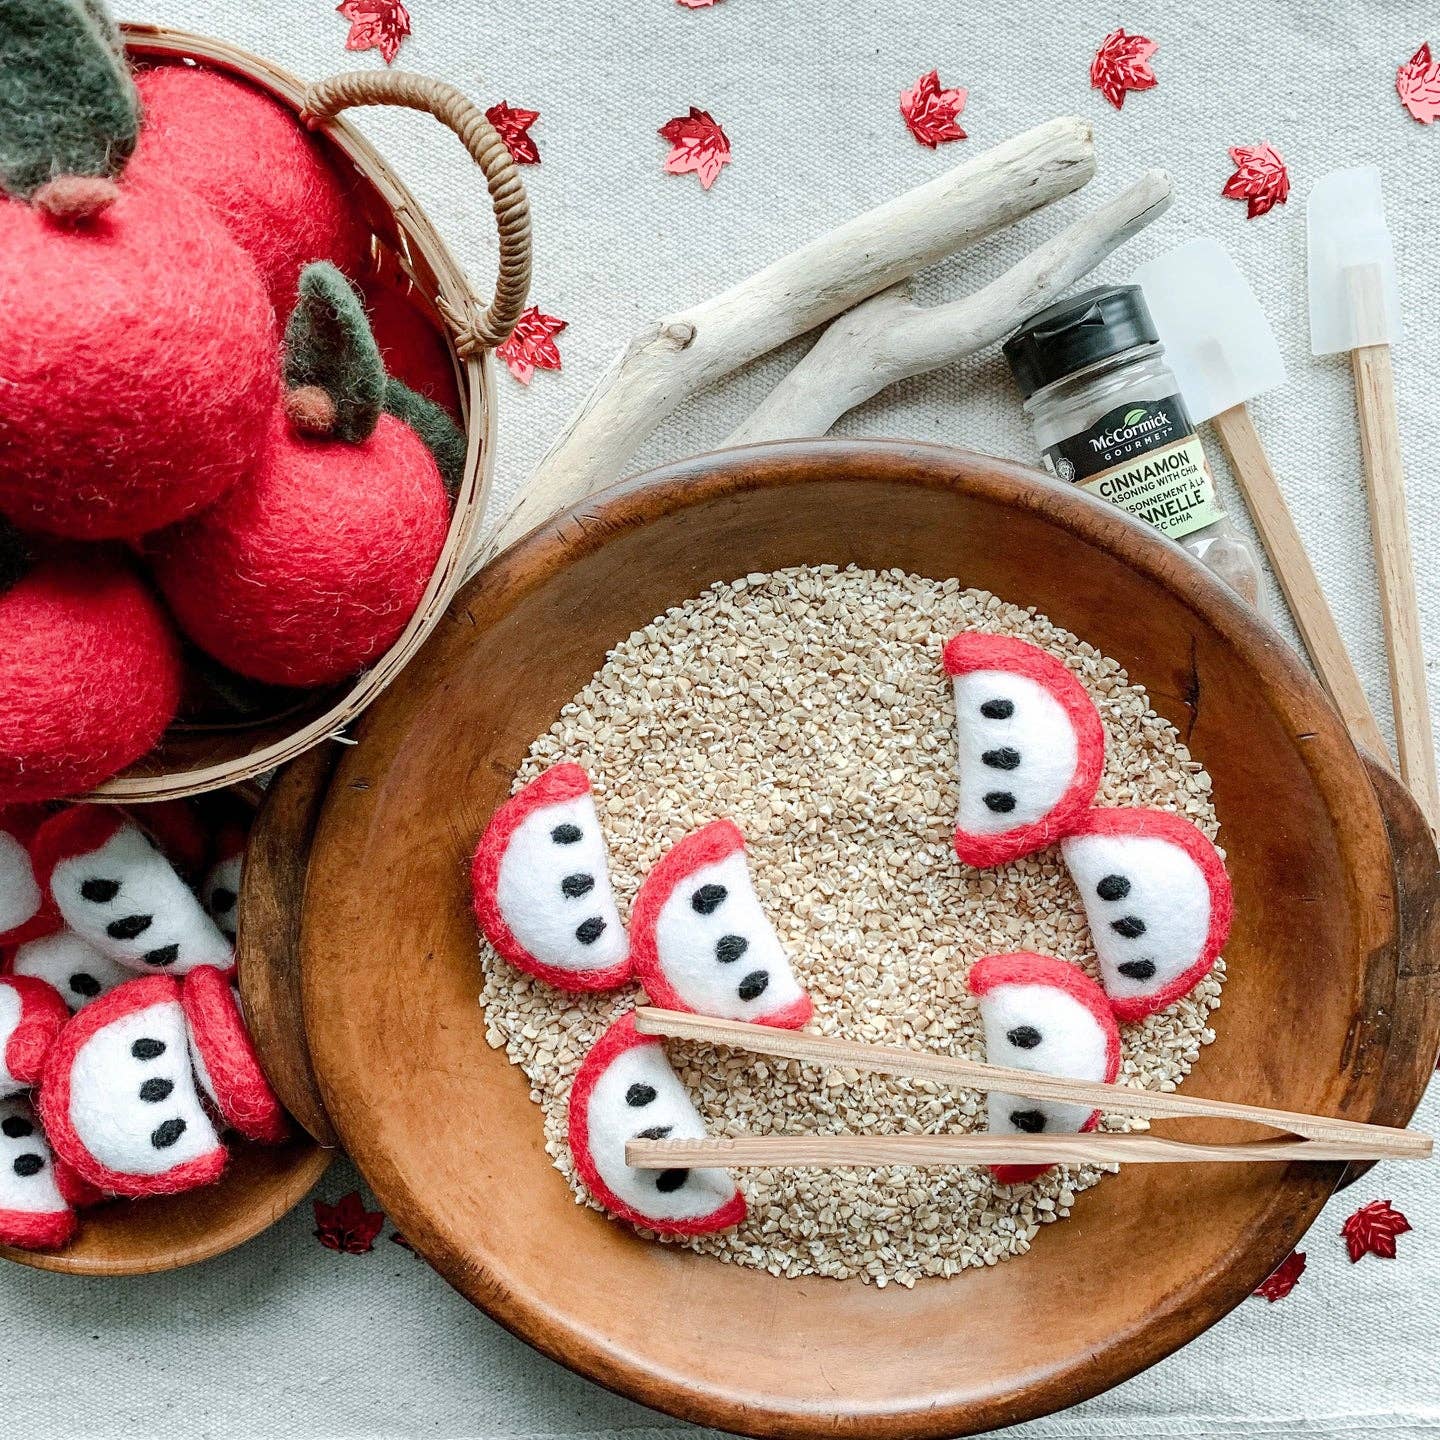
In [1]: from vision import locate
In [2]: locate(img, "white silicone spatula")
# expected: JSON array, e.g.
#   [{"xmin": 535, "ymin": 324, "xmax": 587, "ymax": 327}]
[
  {"xmin": 1133, "ymin": 238, "xmax": 1386, "ymax": 758},
  {"xmin": 1309, "ymin": 168, "xmax": 1438, "ymax": 830}
]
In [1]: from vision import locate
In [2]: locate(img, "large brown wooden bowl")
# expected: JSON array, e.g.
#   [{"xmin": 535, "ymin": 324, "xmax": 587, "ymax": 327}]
[{"xmin": 296, "ymin": 442, "xmax": 1440, "ymax": 1438}]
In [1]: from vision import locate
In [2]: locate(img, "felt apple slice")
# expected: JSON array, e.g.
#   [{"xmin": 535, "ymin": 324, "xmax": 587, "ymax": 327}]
[
  {"xmin": 568, "ymin": 1010, "xmax": 745, "ymax": 1235},
  {"xmin": 1061, "ymin": 808, "xmax": 1233, "ymax": 1022},
  {"xmin": 968, "ymin": 952, "xmax": 1121, "ymax": 1185},
  {"xmin": 0, "ymin": 806, "xmax": 59, "ymax": 946},
  {"xmin": 0, "ymin": 1096, "xmax": 77, "ymax": 1251},
  {"xmin": 0, "ymin": 975, "xmax": 70, "ymax": 1096},
  {"xmin": 9, "ymin": 929, "xmax": 132, "ymax": 1011},
  {"xmin": 472, "ymin": 764, "xmax": 632, "ymax": 992},
  {"xmin": 182, "ymin": 964, "xmax": 288, "ymax": 1144},
  {"xmin": 200, "ymin": 827, "xmax": 246, "ymax": 943},
  {"xmin": 944, "ymin": 633, "xmax": 1106, "ymax": 867},
  {"xmin": 38, "ymin": 974, "xmax": 227, "ymax": 1198},
  {"xmin": 31, "ymin": 808, "xmax": 233, "ymax": 976},
  {"xmin": 630, "ymin": 821, "xmax": 813, "ymax": 1029}
]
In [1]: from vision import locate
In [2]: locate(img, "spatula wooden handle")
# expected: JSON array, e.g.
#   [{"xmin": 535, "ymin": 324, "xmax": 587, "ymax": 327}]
[
  {"xmin": 1351, "ymin": 343, "xmax": 1440, "ymax": 835},
  {"xmin": 626, "ymin": 1133, "xmax": 1418, "ymax": 1170},
  {"xmin": 1210, "ymin": 403, "xmax": 1388, "ymax": 761}
]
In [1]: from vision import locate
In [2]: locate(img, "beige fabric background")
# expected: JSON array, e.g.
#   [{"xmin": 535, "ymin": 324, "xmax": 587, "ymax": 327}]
[{"xmin": 4, "ymin": 1, "xmax": 1438, "ymax": 1435}]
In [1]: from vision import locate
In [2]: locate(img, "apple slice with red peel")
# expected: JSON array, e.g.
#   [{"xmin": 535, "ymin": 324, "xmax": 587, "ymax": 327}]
[
  {"xmin": 0, "ymin": 974, "xmax": 69, "ymax": 1096},
  {"xmin": 9, "ymin": 929, "xmax": 132, "ymax": 1011},
  {"xmin": 1061, "ymin": 808, "xmax": 1232, "ymax": 1022},
  {"xmin": 30, "ymin": 808, "xmax": 233, "ymax": 976},
  {"xmin": 0, "ymin": 1096, "xmax": 77, "ymax": 1251},
  {"xmin": 631, "ymin": 821, "xmax": 813, "ymax": 1029},
  {"xmin": 182, "ymin": 964, "xmax": 288, "ymax": 1144},
  {"xmin": 38, "ymin": 974, "xmax": 227, "ymax": 1198},
  {"xmin": 200, "ymin": 826, "xmax": 246, "ymax": 943},
  {"xmin": 0, "ymin": 806, "xmax": 59, "ymax": 948},
  {"xmin": 568, "ymin": 1010, "xmax": 745, "ymax": 1235},
  {"xmin": 471, "ymin": 764, "xmax": 631, "ymax": 992},
  {"xmin": 944, "ymin": 634, "xmax": 1106, "ymax": 867},
  {"xmin": 967, "ymin": 952, "xmax": 1121, "ymax": 1185}
]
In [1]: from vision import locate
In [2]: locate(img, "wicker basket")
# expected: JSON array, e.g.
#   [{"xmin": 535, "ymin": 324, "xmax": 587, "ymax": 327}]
[{"xmin": 89, "ymin": 24, "xmax": 532, "ymax": 802}]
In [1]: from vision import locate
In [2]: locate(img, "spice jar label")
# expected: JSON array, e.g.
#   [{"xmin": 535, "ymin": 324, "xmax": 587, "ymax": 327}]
[{"xmin": 1040, "ymin": 394, "xmax": 1222, "ymax": 541}]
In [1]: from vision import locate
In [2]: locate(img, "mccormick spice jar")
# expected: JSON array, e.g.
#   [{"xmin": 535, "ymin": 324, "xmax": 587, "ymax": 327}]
[{"xmin": 1004, "ymin": 285, "xmax": 1261, "ymax": 606}]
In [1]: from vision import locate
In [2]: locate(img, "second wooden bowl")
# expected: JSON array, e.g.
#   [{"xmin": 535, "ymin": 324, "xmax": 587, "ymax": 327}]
[{"xmin": 294, "ymin": 441, "xmax": 1440, "ymax": 1438}]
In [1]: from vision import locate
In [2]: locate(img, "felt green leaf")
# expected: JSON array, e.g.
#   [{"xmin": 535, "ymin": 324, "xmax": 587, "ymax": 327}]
[
  {"xmin": 0, "ymin": 0, "xmax": 139, "ymax": 199},
  {"xmin": 284, "ymin": 263, "xmax": 386, "ymax": 445},
  {"xmin": 383, "ymin": 378, "xmax": 467, "ymax": 497}
]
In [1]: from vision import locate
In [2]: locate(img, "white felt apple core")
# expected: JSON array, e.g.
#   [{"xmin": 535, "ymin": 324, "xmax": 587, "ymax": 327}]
[
  {"xmin": 67, "ymin": 997, "xmax": 220, "ymax": 1179},
  {"xmin": 952, "ymin": 669, "xmax": 1079, "ymax": 839},
  {"xmin": 978, "ymin": 980, "xmax": 1110, "ymax": 1137},
  {"xmin": 584, "ymin": 1041, "xmax": 737, "ymax": 1224},
  {"xmin": 0, "ymin": 983, "xmax": 23, "ymax": 1096},
  {"xmin": 0, "ymin": 828, "xmax": 41, "ymax": 936},
  {"xmin": 50, "ymin": 825, "xmax": 233, "ymax": 975},
  {"xmin": 12, "ymin": 930, "xmax": 131, "ymax": 1011},
  {"xmin": 0, "ymin": 1097, "xmax": 67, "ymax": 1218},
  {"xmin": 494, "ymin": 790, "xmax": 627, "ymax": 974},
  {"xmin": 201, "ymin": 854, "xmax": 244, "ymax": 942}
]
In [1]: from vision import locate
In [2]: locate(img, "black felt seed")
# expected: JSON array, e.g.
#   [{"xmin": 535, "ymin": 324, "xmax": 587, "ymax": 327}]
[
  {"xmin": 139, "ymin": 1078, "xmax": 174, "ymax": 1104},
  {"xmin": 12, "ymin": 1153, "xmax": 43, "ymax": 1178},
  {"xmin": 983, "ymin": 791, "xmax": 1017, "ymax": 814},
  {"xmin": 131, "ymin": 1038, "xmax": 165, "ymax": 1061},
  {"xmin": 561, "ymin": 873, "xmax": 595, "ymax": 899},
  {"xmin": 1118, "ymin": 959, "xmax": 1158, "ymax": 981},
  {"xmin": 79, "ymin": 877, "xmax": 120, "ymax": 903},
  {"xmin": 625, "ymin": 1083, "xmax": 657, "ymax": 1107},
  {"xmin": 655, "ymin": 1168, "xmax": 689, "ymax": 1193},
  {"xmin": 982, "ymin": 747, "xmax": 1022, "ymax": 771},
  {"xmin": 1097, "ymin": 874, "xmax": 1131, "ymax": 902},
  {"xmin": 69, "ymin": 972, "xmax": 102, "ymax": 998},
  {"xmin": 1006, "ymin": 1025, "xmax": 1042, "ymax": 1050},
  {"xmin": 1, "ymin": 1116, "xmax": 33, "ymax": 1139},
  {"xmin": 106, "ymin": 914, "xmax": 152, "ymax": 941},
  {"xmin": 636, "ymin": 1125, "xmax": 673, "ymax": 1140},
  {"xmin": 737, "ymin": 970, "xmax": 770, "ymax": 1002},
  {"xmin": 691, "ymin": 884, "xmax": 727, "ymax": 915},
  {"xmin": 551, "ymin": 823, "xmax": 582, "ymax": 845},
  {"xmin": 980, "ymin": 698, "xmax": 1015, "ymax": 720},
  {"xmin": 211, "ymin": 887, "xmax": 237, "ymax": 913},
  {"xmin": 1111, "ymin": 915, "xmax": 1147, "ymax": 939},
  {"xmin": 142, "ymin": 944, "xmax": 180, "ymax": 968},
  {"xmin": 714, "ymin": 934, "xmax": 749, "ymax": 965},
  {"xmin": 150, "ymin": 1118, "xmax": 187, "ymax": 1150},
  {"xmin": 1010, "ymin": 1109, "xmax": 1047, "ymax": 1134},
  {"xmin": 575, "ymin": 916, "xmax": 606, "ymax": 945}
]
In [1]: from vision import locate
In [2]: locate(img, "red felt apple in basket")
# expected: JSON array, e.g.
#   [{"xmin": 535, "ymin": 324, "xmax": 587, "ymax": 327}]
[
  {"xmin": 0, "ymin": 1, "xmax": 279, "ymax": 541},
  {"xmin": 148, "ymin": 264, "xmax": 458, "ymax": 688}
]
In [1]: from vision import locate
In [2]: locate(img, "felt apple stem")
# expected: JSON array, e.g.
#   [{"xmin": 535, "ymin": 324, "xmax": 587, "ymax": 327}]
[
  {"xmin": 0, "ymin": 0, "xmax": 139, "ymax": 209},
  {"xmin": 283, "ymin": 262, "xmax": 387, "ymax": 443}
]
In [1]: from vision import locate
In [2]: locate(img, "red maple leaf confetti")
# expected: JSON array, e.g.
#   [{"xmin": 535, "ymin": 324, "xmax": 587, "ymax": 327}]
[
  {"xmin": 1252, "ymin": 1249, "xmax": 1306, "ymax": 1302},
  {"xmin": 496, "ymin": 306, "xmax": 567, "ymax": 384},
  {"xmin": 1090, "ymin": 29, "xmax": 1159, "ymax": 109},
  {"xmin": 486, "ymin": 102, "xmax": 541, "ymax": 165},
  {"xmin": 1342, "ymin": 1199, "xmax": 1413, "ymax": 1262},
  {"xmin": 658, "ymin": 108, "xmax": 732, "ymax": 189},
  {"xmin": 676, "ymin": 0, "xmax": 721, "ymax": 7},
  {"xmin": 1397, "ymin": 43, "xmax": 1440, "ymax": 124},
  {"xmin": 1222, "ymin": 143, "xmax": 1290, "ymax": 218},
  {"xmin": 335, "ymin": 0, "xmax": 410, "ymax": 65},
  {"xmin": 390, "ymin": 1231, "xmax": 417, "ymax": 1253},
  {"xmin": 900, "ymin": 70, "xmax": 968, "ymax": 147},
  {"xmin": 313, "ymin": 1191, "xmax": 385, "ymax": 1254}
]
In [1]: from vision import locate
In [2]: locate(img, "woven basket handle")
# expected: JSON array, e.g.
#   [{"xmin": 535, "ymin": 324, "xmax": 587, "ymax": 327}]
[{"xmin": 302, "ymin": 71, "xmax": 532, "ymax": 355}]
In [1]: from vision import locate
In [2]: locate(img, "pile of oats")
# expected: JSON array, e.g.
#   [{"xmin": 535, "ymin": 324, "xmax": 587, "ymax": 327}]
[{"xmin": 477, "ymin": 565, "xmax": 1222, "ymax": 1287}]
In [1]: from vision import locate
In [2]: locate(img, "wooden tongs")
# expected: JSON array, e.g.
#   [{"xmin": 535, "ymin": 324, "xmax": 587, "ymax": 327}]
[{"xmin": 624, "ymin": 1008, "xmax": 1433, "ymax": 1171}]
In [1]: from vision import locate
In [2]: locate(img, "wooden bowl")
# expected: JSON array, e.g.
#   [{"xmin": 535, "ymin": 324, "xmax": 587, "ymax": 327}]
[
  {"xmin": 295, "ymin": 442, "xmax": 1440, "ymax": 1438},
  {"xmin": 87, "ymin": 25, "xmax": 531, "ymax": 802},
  {"xmin": 0, "ymin": 790, "xmax": 332, "ymax": 1276}
]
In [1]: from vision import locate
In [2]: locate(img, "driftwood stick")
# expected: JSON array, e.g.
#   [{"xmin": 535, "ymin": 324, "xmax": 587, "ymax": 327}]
[
  {"xmin": 484, "ymin": 116, "xmax": 1095, "ymax": 556},
  {"xmin": 727, "ymin": 168, "xmax": 1172, "ymax": 444}
]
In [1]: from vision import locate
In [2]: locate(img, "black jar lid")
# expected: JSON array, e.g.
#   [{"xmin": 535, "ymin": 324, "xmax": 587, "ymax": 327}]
[{"xmin": 1002, "ymin": 285, "xmax": 1159, "ymax": 398}]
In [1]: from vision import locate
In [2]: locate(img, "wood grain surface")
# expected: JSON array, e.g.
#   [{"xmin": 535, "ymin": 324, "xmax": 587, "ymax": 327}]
[{"xmin": 295, "ymin": 441, "xmax": 1440, "ymax": 1440}]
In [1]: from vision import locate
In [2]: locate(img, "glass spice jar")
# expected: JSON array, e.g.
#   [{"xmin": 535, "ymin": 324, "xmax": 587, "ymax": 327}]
[{"xmin": 1003, "ymin": 285, "xmax": 1262, "ymax": 607}]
